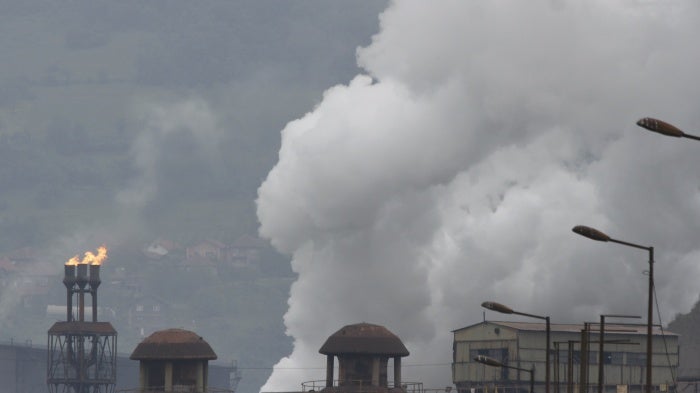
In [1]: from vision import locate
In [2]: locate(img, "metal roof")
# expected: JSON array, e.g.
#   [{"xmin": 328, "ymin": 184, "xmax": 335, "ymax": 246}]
[
  {"xmin": 319, "ymin": 323, "xmax": 409, "ymax": 357},
  {"xmin": 130, "ymin": 328, "xmax": 217, "ymax": 360},
  {"xmin": 454, "ymin": 320, "xmax": 677, "ymax": 336},
  {"xmin": 48, "ymin": 321, "xmax": 117, "ymax": 335}
]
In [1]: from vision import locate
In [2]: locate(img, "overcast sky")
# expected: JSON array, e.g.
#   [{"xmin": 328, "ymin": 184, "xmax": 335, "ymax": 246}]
[
  {"xmin": 257, "ymin": 0, "xmax": 700, "ymax": 389},
  {"xmin": 0, "ymin": 3, "xmax": 388, "ymax": 393}
]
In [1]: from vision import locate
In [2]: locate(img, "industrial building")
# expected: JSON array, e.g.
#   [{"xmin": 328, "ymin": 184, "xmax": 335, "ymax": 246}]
[{"xmin": 452, "ymin": 321, "xmax": 678, "ymax": 393}]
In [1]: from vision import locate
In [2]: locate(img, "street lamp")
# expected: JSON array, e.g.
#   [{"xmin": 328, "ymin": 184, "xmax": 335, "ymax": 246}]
[
  {"xmin": 636, "ymin": 117, "xmax": 700, "ymax": 141},
  {"xmin": 482, "ymin": 301, "xmax": 550, "ymax": 393},
  {"xmin": 572, "ymin": 225, "xmax": 654, "ymax": 393},
  {"xmin": 474, "ymin": 355, "xmax": 535, "ymax": 393}
]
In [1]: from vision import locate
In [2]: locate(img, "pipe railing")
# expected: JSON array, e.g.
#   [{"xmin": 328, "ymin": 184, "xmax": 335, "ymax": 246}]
[
  {"xmin": 117, "ymin": 387, "xmax": 234, "ymax": 393},
  {"xmin": 301, "ymin": 380, "xmax": 424, "ymax": 393}
]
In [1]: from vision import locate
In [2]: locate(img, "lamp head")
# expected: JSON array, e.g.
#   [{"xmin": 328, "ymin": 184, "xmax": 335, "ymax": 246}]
[
  {"xmin": 636, "ymin": 117, "xmax": 684, "ymax": 137},
  {"xmin": 482, "ymin": 301, "xmax": 514, "ymax": 314},
  {"xmin": 572, "ymin": 225, "xmax": 610, "ymax": 242},
  {"xmin": 474, "ymin": 355, "xmax": 504, "ymax": 368}
]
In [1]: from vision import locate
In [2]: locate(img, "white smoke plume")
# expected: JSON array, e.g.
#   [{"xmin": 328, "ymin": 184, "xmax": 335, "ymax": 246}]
[
  {"xmin": 257, "ymin": 0, "xmax": 700, "ymax": 389},
  {"xmin": 117, "ymin": 97, "xmax": 222, "ymax": 209}
]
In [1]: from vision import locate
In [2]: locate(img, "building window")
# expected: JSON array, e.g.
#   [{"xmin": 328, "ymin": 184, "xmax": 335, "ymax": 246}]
[
  {"xmin": 627, "ymin": 352, "xmax": 646, "ymax": 366},
  {"xmin": 557, "ymin": 350, "xmax": 599, "ymax": 364},
  {"xmin": 604, "ymin": 351, "xmax": 624, "ymax": 365},
  {"xmin": 555, "ymin": 350, "xmax": 626, "ymax": 366},
  {"xmin": 569, "ymin": 350, "xmax": 581, "ymax": 364},
  {"xmin": 589, "ymin": 351, "xmax": 598, "ymax": 364}
]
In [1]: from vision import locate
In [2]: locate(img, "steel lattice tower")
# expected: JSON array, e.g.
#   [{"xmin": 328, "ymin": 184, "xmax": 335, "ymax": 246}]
[{"xmin": 47, "ymin": 263, "xmax": 117, "ymax": 393}]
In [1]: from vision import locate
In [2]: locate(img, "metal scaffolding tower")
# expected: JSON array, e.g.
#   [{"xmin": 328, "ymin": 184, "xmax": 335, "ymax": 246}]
[{"xmin": 47, "ymin": 263, "xmax": 117, "ymax": 393}]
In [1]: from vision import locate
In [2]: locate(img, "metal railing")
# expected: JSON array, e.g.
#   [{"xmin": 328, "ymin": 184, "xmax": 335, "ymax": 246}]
[
  {"xmin": 117, "ymin": 386, "xmax": 234, "ymax": 393},
  {"xmin": 301, "ymin": 380, "xmax": 424, "ymax": 393},
  {"xmin": 469, "ymin": 386, "xmax": 529, "ymax": 393}
]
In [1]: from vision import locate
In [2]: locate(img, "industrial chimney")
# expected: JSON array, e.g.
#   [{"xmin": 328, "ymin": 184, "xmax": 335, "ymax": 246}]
[{"xmin": 48, "ymin": 249, "xmax": 117, "ymax": 393}]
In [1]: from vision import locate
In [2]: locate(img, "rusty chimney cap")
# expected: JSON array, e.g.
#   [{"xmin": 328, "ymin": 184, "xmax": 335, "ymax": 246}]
[
  {"xmin": 130, "ymin": 328, "xmax": 217, "ymax": 360},
  {"xmin": 319, "ymin": 322, "xmax": 409, "ymax": 357}
]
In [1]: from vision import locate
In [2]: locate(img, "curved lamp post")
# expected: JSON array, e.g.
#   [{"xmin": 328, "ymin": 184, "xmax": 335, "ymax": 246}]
[
  {"xmin": 572, "ymin": 225, "xmax": 654, "ymax": 393},
  {"xmin": 474, "ymin": 355, "xmax": 534, "ymax": 393},
  {"xmin": 482, "ymin": 301, "xmax": 550, "ymax": 393},
  {"xmin": 636, "ymin": 117, "xmax": 700, "ymax": 142}
]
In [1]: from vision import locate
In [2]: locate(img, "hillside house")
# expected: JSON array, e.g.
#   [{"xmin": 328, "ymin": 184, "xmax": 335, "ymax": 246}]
[
  {"xmin": 186, "ymin": 240, "xmax": 227, "ymax": 261},
  {"xmin": 230, "ymin": 234, "xmax": 267, "ymax": 266},
  {"xmin": 127, "ymin": 293, "xmax": 170, "ymax": 337},
  {"xmin": 143, "ymin": 237, "xmax": 182, "ymax": 260}
]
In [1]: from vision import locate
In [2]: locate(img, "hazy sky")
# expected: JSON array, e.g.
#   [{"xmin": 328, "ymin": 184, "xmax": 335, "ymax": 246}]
[
  {"xmin": 257, "ymin": 0, "xmax": 700, "ymax": 389},
  {"xmin": 0, "ymin": 3, "xmax": 387, "ymax": 393}
]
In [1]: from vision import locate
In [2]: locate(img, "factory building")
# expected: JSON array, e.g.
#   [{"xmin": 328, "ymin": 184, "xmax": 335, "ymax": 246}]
[{"xmin": 452, "ymin": 321, "xmax": 678, "ymax": 393}]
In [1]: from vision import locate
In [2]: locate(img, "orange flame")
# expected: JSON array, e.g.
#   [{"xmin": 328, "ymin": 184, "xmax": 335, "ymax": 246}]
[
  {"xmin": 65, "ymin": 246, "xmax": 108, "ymax": 266},
  {"xmin": 66, "ymin": 255, "xmax": 80, "ymax": 266}
]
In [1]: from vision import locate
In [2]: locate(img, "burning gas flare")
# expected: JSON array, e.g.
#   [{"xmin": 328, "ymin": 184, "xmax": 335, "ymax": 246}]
[{"xmin": 65, "ymin": 246, "xmax": 108, "ymax": 266}]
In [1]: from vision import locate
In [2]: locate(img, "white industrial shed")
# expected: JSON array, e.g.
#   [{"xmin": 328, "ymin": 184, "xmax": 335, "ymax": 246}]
[{"xmin": 452, "ymin": 321, "xmax": 678, "ymax": 393}]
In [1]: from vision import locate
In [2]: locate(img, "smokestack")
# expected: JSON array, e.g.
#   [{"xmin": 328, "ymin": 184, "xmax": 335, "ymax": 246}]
[
  {"xmin": 89, "ymin": 265, "xmax": 101, "ymax": 322},
  {"xmin": 89, "ymin": 264, "xmax": 101, "ymax": 288},
  {"xmin": 76, "ymin": 264, "xmax": 88, "ymax": 288},
  {"xmin": 76, "ymin": 264, "xmax": 88, "ymax": 321},
  {"xmin": 48, "ymin": 256, "xmax": 117, "ymax": 393},
  {"xmin": 63, "ymin": 265, "xmax": 76, "ymax": 322}
]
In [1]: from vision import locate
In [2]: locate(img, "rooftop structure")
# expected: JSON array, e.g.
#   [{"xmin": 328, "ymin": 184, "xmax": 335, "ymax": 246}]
[
  {"xmin": 130, "ymin": 328, "xmax": 219, "ymax": 393},
  {"xmin": 302, "ymin": 322, "xmax": 421, "ymax": 393}
]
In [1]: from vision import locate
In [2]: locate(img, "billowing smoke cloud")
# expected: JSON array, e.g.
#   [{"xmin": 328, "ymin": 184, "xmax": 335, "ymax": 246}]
[{"xmin": 257, "ymin": 0, "xmax": 700, "ymax": 389}]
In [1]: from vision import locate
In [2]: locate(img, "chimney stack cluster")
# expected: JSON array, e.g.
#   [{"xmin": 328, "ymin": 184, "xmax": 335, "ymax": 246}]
[
  {"xmin": 49, "ymin": 247, "xmax": 116, "ymax": 393},
  {"xmin": 63, "ymin": 263, "xmax": 101, "ymax": 322}
]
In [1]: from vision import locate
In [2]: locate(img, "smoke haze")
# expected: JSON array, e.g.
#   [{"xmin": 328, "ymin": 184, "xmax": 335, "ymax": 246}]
[
  {"xmin": 117, "ymin": 97, "xmax": 223, "ymax": 209},
  {"xmin": 0, "ymin": 3, "xmax": 389, "ymax": 393},
  {"xmin": 257, "ymin": 0, "xmax": 700, "ymax": 389}
]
